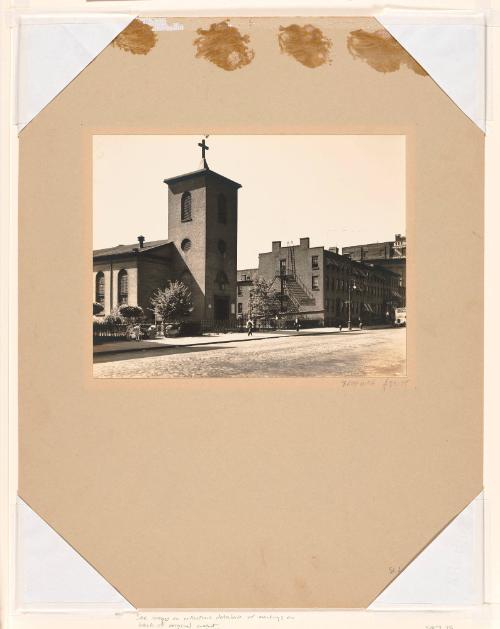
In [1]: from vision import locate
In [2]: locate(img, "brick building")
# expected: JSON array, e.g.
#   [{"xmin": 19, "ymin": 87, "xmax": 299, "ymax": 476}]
[
  {"xmin": 94, "ymin": 143, "xmax": 404, "ymax": 329},
  {"xmin": 236, "ymin": 238, "xmax": 404, "ymax": 327},
  {"xmin": 342, "ymin": 234, "xmax": 406, "ymax": 304},
  {"xmin": 93, "ymin": 155, "xmax": 242, "ymax": 323}
]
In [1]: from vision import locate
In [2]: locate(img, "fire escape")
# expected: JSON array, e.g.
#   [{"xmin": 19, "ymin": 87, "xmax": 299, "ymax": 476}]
[{"xmin": 272, "ymin": 243, "xmax": 315, "ymax": 314}]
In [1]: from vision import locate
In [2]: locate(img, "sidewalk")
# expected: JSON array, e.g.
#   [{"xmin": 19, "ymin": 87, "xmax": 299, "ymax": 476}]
[{"xmin": 93, "ymin": 326, "xmax": 355, "ymax": 356}]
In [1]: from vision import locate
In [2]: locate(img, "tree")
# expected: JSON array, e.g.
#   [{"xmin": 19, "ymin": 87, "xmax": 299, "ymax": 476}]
[
  {"xmin": 150, "ymin": 281, "xmax": 193, "ymax": 323},
  {"xmin": 249, "ymin": 277, "xmax": 281, "ymax": 320},
  {"xmin": 117, "ymin": 304, "xmax": 144, "ymax": 322},
  {"xmin": 93, "ymin": 302, "xmax": 104, "ymax": 316}
]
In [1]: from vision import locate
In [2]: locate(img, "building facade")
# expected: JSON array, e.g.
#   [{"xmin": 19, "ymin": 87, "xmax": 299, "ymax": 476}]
[
  {"xmin": 93, "ymin": 146, "xmax": 405, "ymax": 329},
  {"xmin": 93, "ymin": 164, "xmax": 242, "ymax": 323},
  {"xmin": 342, "ymin": 234, "xmax": 406, "ymax": 303},
  {"xmin": 237, "ymin": 238, "xmax": 404, "ymax": 326}
]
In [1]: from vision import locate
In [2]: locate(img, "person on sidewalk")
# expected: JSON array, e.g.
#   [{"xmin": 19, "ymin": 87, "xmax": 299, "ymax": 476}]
[
  {"xmin": 246, "ymin": 318, "xmax": 254, "ymax": 337},
  {"xmin": 133, "ymin": 324, "xmax": 142, "ymax": 342},
  {"xmin": 359, "ymin": 319, "xmax": 363, "ymax": 331},
  {"xmin": 338, "ymin": 322, "xmax": 343, "ymax": 332},
  {"xmin": 294, "ymin": 318, "xmax": 300, "ymax": 333}
]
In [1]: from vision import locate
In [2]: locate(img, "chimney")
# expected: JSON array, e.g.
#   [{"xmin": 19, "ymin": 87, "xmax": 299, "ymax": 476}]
[
  {"xmin": 138, "ymin": 235, "xmax": 145, "ymax": 249},
  {"xmin": 329, "ymin": 246, "xmax": 339, "ymax": 254},
  {"xmin": 299, "ymin": 237, "xmax": 310, "ymax": 249},
  {"xmin": 272, "ymin": 241, "xmax": 281, "ymax": 253}
]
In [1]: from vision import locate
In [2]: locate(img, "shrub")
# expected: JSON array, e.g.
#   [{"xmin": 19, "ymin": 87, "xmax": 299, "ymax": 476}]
[
  {"xmin": 103, "ymin": 313, "xmax": 123, "ymax": 325},
  {"xmin": 150, "ymin": 281, "xmax": 193, "ymax": 324},
  {"xmin": 117, "ymin": 304, "xmax": 144, "ymax": 321}
]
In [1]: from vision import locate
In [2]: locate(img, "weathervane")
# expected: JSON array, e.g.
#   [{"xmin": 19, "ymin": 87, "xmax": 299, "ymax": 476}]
[{"xmin": 198, "ymin": 137, "xmax": 209, "ymax": 169}]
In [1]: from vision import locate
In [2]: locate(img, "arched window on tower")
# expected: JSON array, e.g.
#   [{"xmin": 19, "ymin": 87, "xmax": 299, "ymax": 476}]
[
  {"xmin": 95, "ymin": 272, "xmax": 105, "ymax": 304},
  {"xmin": 118, "ymin": 269, "xmax": 128, "ymax": 305},
  {"xmin": 217, "ymin": 193, "xmax": 227, "ymax": 224},
  {"xmin": 181, "ymin": 191, "xmax": 192, "ymax": 222}
]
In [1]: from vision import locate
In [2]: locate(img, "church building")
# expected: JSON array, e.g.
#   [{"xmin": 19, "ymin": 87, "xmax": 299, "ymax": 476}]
[
  {"xmin": 93, "ymin": 141, "xmax": 241, "ymax": 323},
  {"xmin": 93, "ymin": 140, "xmax": 405, "ymax": 330}
]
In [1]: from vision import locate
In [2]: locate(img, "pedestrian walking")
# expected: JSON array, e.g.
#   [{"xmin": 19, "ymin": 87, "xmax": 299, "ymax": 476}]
[
  {"xmin": 338, "ymin": 322, "xmax": 343, "ymax": 332},
  {"xmin": 359, "ymin": 319, "xmax": 363, "ymax": 330},
  {"xmin": 294, "ymin": 318, "xmax": 300, "ymax": 333},
  {"xmin": 246, "ymin": 318, "xmax": 254, "ymax": 337},
  {"xmin": 133, "ymin": 324, "xmax": 142, "ymax": 341}
]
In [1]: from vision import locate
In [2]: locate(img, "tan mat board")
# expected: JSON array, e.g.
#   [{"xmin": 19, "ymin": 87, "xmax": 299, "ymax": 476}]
[{"xmin": 18, "ymin": 17, "xmax": 483, "ymax": 608}]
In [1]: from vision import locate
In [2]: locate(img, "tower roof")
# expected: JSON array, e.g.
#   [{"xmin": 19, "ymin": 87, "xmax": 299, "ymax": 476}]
[{"xmin": 163, "ymin": 168, "xmax": 242, "ymax": 189}]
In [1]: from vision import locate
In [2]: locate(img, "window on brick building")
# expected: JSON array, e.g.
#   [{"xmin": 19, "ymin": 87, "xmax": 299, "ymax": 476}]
[
  {"xmin": 95, "ymin": 272, "xmax": 105, "ymax": 304},
  {"xmin": 312, "ymin": 275, "xmax": 319, "ymax": 291},
  {"xmin": 118, "ymin": 269, "xmax": 128, "ymax": 305},
  {"xmin": 237, "ymin": 303, "xmax": 243, "ymax": 314},
  {"xmin": 237, "ymin": 285, "xmax": 242, "ymax": 296},
  {"xmin": 181, "ymin": 191, "xmax": 192, "ymax": 222},
  {"xmin": 312, "ymin": 255, "xmax": 319, "ymax": 269}
]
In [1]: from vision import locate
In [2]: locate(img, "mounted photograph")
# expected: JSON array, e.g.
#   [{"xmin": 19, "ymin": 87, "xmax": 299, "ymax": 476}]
[{"xmin": 92, "ymin": 135, "xmax": 406, "ymax": 378}]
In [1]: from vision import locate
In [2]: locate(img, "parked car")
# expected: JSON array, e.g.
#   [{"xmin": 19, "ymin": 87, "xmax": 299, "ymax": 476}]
[{"xmin": 394, "ymin": 307, "xmax": 406, "ymax": 327}]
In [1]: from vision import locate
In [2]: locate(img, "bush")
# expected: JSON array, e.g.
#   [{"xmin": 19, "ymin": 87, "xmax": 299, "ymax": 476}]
[
  {"xmin": 117, "ymin": 304, "xmax": 144, "ymax": 321},
  {"xmin": 103, "ymin": 313, "xmax": 123, "ymax": 325},
  {"xmin": 150, "ymin": 281, "xmax": 193, "ymax": 323}
]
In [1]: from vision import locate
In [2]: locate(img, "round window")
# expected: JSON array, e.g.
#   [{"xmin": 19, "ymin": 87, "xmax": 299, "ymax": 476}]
[
  {"xmin": 181, "ymin": 238, "xmax": 192, "ymax": 252},
  {"xmin": 218, "ymin": 239, "xmax": 227, "ymax": 254}
]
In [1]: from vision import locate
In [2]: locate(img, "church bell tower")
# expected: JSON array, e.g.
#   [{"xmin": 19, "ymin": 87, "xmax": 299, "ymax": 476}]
[{"xmin": 163, "ymin": 140, "xmax": 242, "ymax": 322}]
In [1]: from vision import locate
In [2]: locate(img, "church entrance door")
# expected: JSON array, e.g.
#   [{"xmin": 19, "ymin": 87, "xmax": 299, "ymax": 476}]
[{"xmin": 214, "ymin": 295, "xmax": 230, "ymax": 321}]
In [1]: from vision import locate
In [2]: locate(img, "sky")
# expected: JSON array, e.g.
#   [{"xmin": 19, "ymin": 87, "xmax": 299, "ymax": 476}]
[{"xmin": 93, "ymin": 135, "xmax": 406, "ymax": 269}]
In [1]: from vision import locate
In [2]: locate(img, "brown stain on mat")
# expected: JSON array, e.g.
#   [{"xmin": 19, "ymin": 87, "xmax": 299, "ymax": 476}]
[
  {"xmin": 278, "ymin": 24, "xmax": 332, "ymax": 68},
  {"xmin": 111, "ymin": 19, "xmax": 157, "ymax": 55},
  {"xmin": 193, "ymin": 20, "xmax": 254, "ymax": 71},
  {"xmin": 347, "ymin": 28, "xmax": 427, "ymax": 76}
]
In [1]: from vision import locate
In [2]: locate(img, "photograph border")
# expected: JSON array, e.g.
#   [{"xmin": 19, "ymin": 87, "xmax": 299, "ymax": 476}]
[{"xmin": 86, "ymin": 127, "xmax": 415, "ymax": 384}]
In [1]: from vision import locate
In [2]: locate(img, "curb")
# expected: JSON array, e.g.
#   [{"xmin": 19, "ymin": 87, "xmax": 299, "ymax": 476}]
[
  {"xmin": 93, "ymin": 327, "xmax": 397, "ymax": 358},
  {"xmin": 94, "ymin": 333, "xmax": 290, "ymax": 357}
]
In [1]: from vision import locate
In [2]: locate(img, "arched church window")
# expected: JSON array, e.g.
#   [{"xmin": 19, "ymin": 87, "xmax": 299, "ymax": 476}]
[
  {"xmin": 181, "ymin": 191, "xmax": 192, "ymax": 222},
  {"xmin": 215, "ymin": 270, "xmax": 229, "ymax": 291},
  {"xmin": 95, "ymin": 272, "xmax": 105, "ymax": 304},
  {"xmin": 118, "ymin": 269, "xmax": 128, "ymax": 305},
  {"xmin": 217, "ymin": 194, "xmax": 227, "ymax": 224}
]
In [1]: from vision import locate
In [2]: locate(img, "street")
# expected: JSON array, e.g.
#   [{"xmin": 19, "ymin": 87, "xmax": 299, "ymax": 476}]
[{"xmin": 93, "ymin": 327, "xmax": 406, "ymax": 378}]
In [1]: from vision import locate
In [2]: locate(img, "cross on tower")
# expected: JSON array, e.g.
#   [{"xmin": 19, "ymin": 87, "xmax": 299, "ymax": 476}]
[{"xmin": 198, "ymin": 138, "xmax": 209, "ymax": 169}]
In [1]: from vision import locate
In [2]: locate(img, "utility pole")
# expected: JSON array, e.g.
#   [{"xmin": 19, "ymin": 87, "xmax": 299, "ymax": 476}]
[{"xmin": 348, "ymin": 279, "xmax": 356, "ymax": 331}]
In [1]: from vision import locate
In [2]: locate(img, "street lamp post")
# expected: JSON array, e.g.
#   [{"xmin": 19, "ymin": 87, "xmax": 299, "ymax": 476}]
[{"xmin": 348, "ymin": 280, "xmax": 357, "ymax": 331}]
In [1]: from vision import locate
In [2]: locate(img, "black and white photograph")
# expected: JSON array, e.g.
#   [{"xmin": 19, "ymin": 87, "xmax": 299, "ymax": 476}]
[{"xmin": 93, "ymin": 135, "xmax": 406, "ymax": 378}]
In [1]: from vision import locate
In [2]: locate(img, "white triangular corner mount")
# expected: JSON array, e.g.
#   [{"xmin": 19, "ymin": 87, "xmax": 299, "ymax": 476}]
[
  {"xmin": 378, "ymin": 10, "xmax": 486, "ymax": 132},
  {"xmin": 369, "ymin": 493, "xmax": 484, "ymax": 608},
  {"xmin": 17, "ymin": 498, "xmax": 134, "ymax": 610},
  {"xmin": 16, "ymin": 13, "xmax": 136, "ymax": 133}
]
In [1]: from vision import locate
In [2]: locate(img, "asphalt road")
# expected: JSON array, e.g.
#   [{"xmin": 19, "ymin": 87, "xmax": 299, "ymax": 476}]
[{"xmin": 93, "ymin": 328, "xmax": 406, "ymax": 378}]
